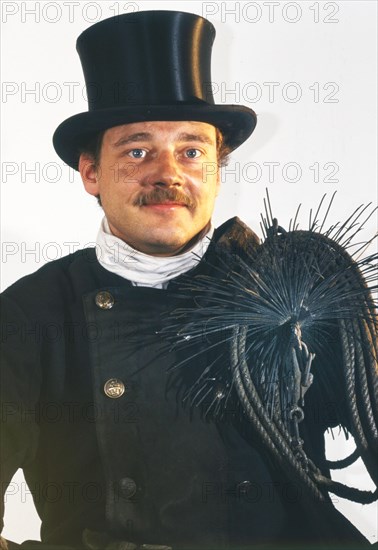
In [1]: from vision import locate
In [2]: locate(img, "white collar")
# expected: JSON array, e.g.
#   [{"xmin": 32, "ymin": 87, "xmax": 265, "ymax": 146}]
[{"xmin": 95, "ymin": 217, "xmax": 214, "ymax": 289}]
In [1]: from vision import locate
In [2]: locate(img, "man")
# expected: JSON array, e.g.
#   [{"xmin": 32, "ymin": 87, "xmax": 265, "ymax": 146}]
[{"xmin": 1, "ymin": 9, "xmax": 375, "ymax": 550}]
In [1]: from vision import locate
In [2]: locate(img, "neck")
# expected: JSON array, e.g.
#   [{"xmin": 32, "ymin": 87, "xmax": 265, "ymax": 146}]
[
  {"xmin": 108, "ymin": 222, "xmax": 213, "ymax": 257},
  {"xmin": 96, "ymin": 217, "xmax": 214, "ymax": 288}
]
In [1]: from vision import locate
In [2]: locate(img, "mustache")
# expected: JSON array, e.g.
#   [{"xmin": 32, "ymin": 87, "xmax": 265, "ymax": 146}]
[{"xmin": 133, "ymin": 188, "xmax": 196, "ymax": 209}]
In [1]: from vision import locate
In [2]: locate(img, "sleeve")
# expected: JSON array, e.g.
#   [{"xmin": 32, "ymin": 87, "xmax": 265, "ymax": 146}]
[{"xmin": 0, "ymin": 294, "xmax": 41, "ymax": 535}]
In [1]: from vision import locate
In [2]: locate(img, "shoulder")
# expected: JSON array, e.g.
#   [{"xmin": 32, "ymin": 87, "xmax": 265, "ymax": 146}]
[
  {"xmin": 214, "ymin": 216, "xmax": 260, "ymax": 260},
  {"xmin": 1, "ymin": 248, "xmax": 98, "ymax": 314}
]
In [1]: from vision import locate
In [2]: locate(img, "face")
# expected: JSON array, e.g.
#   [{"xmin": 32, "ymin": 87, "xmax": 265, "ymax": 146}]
[{"xmin": 79, "ymin": 120, "xmax": 221, "ymax": 256}]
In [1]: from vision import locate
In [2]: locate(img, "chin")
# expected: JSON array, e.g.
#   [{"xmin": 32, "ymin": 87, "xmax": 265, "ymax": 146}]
[
  {"xmin": 142, "ymin": 234, "xmax": 193, "ymax": 256},
  {"xmin": 148, "ymin": 230, "xmax": 190, "ymax": 246}
]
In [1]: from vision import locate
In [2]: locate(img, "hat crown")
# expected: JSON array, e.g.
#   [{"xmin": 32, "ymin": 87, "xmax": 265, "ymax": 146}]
[
  {"xmin": 53, "ymin": 10, "xmax": 257, "ymax": 170},
  {"xmin": 76, "ymin": 11, "xmax": 216, "ymax": 110}
]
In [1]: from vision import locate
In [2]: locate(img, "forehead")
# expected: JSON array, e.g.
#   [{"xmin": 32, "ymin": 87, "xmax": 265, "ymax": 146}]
[{"xmin": 103, "ymin": 120, "xmax": 217, "ymax": 145}]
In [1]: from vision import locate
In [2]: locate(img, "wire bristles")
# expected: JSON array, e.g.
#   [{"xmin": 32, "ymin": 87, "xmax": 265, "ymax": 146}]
[{"xmin": 162, "ymin": 194, "xmax": 377, "ymax": 502}]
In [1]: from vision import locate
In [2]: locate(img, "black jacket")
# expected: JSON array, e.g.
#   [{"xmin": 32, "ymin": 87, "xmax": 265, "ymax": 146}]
[{"xmin": 0, "ymin": 218, "xmax": 369, "ymax": 549}]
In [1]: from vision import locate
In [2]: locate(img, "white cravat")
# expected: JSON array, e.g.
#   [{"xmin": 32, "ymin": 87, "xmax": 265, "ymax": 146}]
[{"xmin": 96, "ymin": 217, "xmax": 214, "ymax": 289}]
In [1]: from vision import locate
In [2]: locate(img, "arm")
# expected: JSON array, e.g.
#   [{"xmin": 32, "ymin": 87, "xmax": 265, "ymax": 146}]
[{"xmin": 0, "ymin": 294, "xmax": 41, "ymax": 539}]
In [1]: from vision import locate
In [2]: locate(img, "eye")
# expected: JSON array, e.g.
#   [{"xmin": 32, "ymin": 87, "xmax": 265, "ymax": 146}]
[
  {"xmin": 128, "ymin": 149, "xmax": 146, "ymax": 159},
  {"xmin": 185, "ymin": 148, "xmax": 202, "ymax": 159}
]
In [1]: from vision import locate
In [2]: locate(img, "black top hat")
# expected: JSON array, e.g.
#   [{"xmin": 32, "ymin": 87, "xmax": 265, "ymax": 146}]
[{"xmin": 53, "ymin": 11, "xmax": 257, "ymax": 170}]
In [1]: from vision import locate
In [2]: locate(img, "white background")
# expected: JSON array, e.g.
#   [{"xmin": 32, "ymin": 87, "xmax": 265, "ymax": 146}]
[{"xmin": 1, "ymin": 0, "xmax": 377, "ymax": 544}]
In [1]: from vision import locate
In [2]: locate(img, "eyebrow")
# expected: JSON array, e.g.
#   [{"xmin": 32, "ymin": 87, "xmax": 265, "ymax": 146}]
[
  {"xmin": 113, "ymin": 133, "xmax": 153, "ymax": 147},
  {"xmin": 177, "ymin": 132, "xmax": 215, "ymax": 146},
  {"xmin": 112, "ymin": 131, "xmax": 215, "ymax": 148}
]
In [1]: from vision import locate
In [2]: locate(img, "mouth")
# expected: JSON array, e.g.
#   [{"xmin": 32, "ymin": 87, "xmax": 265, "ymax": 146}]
[{"xmin": 142, "ymin": 201, "xmax": 188, "ymax": 211}]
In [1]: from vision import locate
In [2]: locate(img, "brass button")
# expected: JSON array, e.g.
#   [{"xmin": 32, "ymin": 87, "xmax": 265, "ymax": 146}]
[
  {"xmin": 118, "ymin": 477, "xmax": 137, "ymax": 499},
  {"xmin": 95, "ymin": 291, "xmax": 114, "ymax": 310},
  {"xmin": 237, "ymin": 480, "xmax": 252, "ymax": 493},
  {"xmin": 104, "ymin": 378, "xmax": 125, "ymax": 399}
]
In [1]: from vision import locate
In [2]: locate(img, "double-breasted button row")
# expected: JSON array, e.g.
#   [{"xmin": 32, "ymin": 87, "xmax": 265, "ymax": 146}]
[
  {"xmin": 104, "ymin": 378, "xmax": 125, "ymax": 398},
  {"xmin": 95, "ymin": 291, "xmax": 115, "ymax": 309}
]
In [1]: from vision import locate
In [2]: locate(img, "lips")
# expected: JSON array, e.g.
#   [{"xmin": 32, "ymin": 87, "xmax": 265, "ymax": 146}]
[
  {"xmin": 143, "ymin": 201, "xmax": 187, "ymax": 210},
  {"xmin": 145, "ymin": 201, "xmax": 186, "ymax": 206}
]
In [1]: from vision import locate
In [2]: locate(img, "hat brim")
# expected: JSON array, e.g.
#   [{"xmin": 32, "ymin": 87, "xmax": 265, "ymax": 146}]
[{"xmin": 52, "ymin": 104, "xmax": 257, "ymax": 170}]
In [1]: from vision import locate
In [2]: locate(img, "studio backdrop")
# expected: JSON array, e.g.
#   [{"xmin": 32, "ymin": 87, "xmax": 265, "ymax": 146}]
[{"xmin": 1, "ymin": 0, "xmax": 377, "ymax": 543}]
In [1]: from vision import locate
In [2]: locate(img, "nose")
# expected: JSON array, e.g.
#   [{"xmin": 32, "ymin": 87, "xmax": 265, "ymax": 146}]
[{"xmin": 148, "ymin": 150, "xmax": 185, "ymax": 187}]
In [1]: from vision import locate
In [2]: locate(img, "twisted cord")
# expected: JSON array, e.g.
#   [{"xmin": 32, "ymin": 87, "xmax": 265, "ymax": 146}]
[
  {"xmin": 312, "ymin": 473, "xmax": 378, "ymax": 504},
  {"xmin": 359, "ymin": 317, "xmax": 378, "ymax": 422},
  {"xmin": 353, "ymin": 320, "xmax": 378, "ymax": 446},
  {"xmin": 232, "ymin": 326, "xmax": 327, "ymax": 503},
  {"xmin": 340, "ymin": 319, "xmax": 369, "ymax": 453},
  {"xmin": 325, "ymin": 448, "xmax": 360, "ymax": 470},
  {"xmin": 234, "ymin": 322, "xmax": 377, "ymax": 504}
]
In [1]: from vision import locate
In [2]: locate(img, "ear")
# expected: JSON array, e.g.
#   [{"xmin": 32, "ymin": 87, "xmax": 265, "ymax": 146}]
[{"xmin": 78, "ymin": 153, "xmax": 100, "ymax": 197}]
